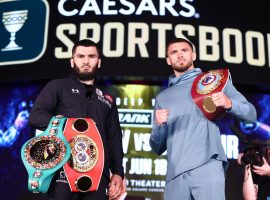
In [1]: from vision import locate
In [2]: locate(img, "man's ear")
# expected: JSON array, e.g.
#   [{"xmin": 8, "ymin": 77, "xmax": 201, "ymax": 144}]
[
  {"xmin": 192, "ymin": 52, "xmax": 196, "ymax": 61},
  {"xmin": 70, "ymin": 58, "xmax": 74, "ymax": 68},
  {"xmin": 98, "ymin": 59, "xmax": 101, "ymax": 69},
  {"xmin": 166, "ymin": 57, "xmax": 171, "ymax": 65}
]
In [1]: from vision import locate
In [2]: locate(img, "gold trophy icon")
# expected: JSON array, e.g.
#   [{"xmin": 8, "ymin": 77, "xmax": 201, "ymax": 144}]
[{"xmin": 1, "ymin": 10, "xmax": 28, "ymax": 51}]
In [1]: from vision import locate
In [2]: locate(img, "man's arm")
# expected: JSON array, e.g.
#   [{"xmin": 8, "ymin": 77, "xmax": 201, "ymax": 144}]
[
  {"xmin": 149, "ymin": 101, "xmax": 168, "ymax": 155},
  {"xmin": 220, "ymin": 80, "xmax": 257, "ymax": 123},
  {"xmin": 106, "ymin": 101, "xmax": 124, "ymax": 199},
  {"xmin": 106, "ymin": 102, "xmax": 124, "ymax": 178},
  {"xmin": 29, "ymin": 81, "xmax": 58, "ymax": 130}
]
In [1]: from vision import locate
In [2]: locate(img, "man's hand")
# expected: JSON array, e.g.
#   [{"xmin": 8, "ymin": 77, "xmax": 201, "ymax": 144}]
[
  {"xmin": 155, "ymin": 109, "xmax": 169, "ymax": 126},
  {"xmin": 109, "ymin": 174, "xmax": 123, "ymax": 200},
  {"xmin": 211, "ymin": 92, "xmax": 232, "ymax": 110},
  {"xmin": 253, "ymin": 157, "xmax": 270, "ymax": 177}
]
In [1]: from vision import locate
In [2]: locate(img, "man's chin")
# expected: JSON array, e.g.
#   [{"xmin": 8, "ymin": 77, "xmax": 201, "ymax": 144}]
[
  {"xmin": 175, "ymin": 66, "xmax": 190, "ymax": 73},
  {"xmin": 72, "ymin": 67, "xmax": 96, "ymax": 81},
  {"xmin": 74, "ymin": 71, "xmax": 94, "ymax": 81}
]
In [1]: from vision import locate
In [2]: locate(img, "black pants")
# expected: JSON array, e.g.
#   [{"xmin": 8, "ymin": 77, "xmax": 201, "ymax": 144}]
[{"xmin": 46, "ymin": 175, "xmax": 110, "ymax": 200}]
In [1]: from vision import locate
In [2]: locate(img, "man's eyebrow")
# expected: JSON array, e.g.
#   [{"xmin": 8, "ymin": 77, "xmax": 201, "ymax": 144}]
[
  {"xmin": 169, "ymin": 49, "xmax": 178, "ymax": 54},
  {"xmin": 76, "ymin": 53, "xmax": 97, "ymax": 57}
]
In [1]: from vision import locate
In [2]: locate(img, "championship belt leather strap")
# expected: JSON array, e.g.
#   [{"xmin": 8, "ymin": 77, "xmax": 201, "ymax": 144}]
[
  {"xmin": 63, "ymin": 118, "xmax": 104, "ymax": 192},
  {"xmin": 191, "ymin": 69, "xmax": 230, "ymax": 121}
]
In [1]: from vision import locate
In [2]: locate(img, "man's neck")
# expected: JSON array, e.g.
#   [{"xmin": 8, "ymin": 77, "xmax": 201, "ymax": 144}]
[
  {"xmin": 79, "ymin": 79, "xmax": 94, "ymax": 85},
  {"xmin": 174, "ymin": 66, "xmax": 195, "ymax": 77}
]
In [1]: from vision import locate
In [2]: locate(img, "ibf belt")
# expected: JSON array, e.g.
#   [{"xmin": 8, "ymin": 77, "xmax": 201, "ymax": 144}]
[
  {"xmin": 191, "ymin": 69, "xmax": 230, "ymax": 120},
  {"xmin": 21, "ymin": 116, "xmax": 71, "ymax": 193},
  {"xmin": 63, "ymin": 118, "xmax": 104, "ymax": 192}
]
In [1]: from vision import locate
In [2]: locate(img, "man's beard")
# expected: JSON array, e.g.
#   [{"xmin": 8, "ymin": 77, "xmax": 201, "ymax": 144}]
[
  {"xmin": 72, "ymin": 64, "xmax": 98, "ymax": 81},
  {"xmin": 173, "ymin": 60, "xmax": 193, "ymax": 73}
]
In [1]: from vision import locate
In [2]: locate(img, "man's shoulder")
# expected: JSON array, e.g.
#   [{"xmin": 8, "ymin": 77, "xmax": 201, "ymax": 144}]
[
  {"xmin": 156, "ymin": 86, "xmax": 174, "ymax": 99},
  {"xmin": 45, "ymin": 76, "xmax": 74, "ymax": 87}
]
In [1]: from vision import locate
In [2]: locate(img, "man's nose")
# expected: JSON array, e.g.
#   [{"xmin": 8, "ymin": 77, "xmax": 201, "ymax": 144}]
[
  {"xmin": 83, "ymin": 57, "xmax": 90, "ymax": 64},
  {"xmin": 177, "ymin": 52, "xmax": 183, "ymax": 57}
]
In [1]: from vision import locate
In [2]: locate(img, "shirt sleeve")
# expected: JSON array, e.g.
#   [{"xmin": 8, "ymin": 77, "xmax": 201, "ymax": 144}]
[
  {"xmin": 29, "ymin": 80, "xmax": 59, "ymax": 130},
  {"xmin": 149, "ymin": 100, "xmax": 168, "ymax": 155},
  {"xmin": 106, "ymin": 101, "xmax": 124, "ymax": 178}
]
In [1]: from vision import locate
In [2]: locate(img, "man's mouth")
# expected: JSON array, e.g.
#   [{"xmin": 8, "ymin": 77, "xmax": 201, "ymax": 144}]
[
  {"xmin": 177, "ymin": 60, "xmax": 185, "ymax": 65},
  {"xmin": 82, "ymin": 66, "xmax": 91, "ymax": 70}
]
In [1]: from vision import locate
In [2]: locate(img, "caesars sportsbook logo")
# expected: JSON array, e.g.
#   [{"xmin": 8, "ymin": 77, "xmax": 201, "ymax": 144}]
[{"xmin": 0, "ymin": 0, "xmax": 49, "ymax": 66}]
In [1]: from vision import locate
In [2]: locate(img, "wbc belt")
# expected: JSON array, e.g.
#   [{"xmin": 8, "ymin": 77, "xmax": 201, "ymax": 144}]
[
  {"xmin": 191, "ymin": 69, "xmax": 230, "ymax": 121},
  {"xmin": 63, "ymin": 118, "xmax": 104, "ymax": 192},
  {"xmin": 21, "ymin": 116, "xmax": 71, "ymax": 193}
]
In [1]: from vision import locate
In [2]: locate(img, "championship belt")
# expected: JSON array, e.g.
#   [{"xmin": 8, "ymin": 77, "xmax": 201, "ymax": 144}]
[
  {"xmin": 63, "ymin": 118, "xmax": 104, "ymax": 192},
  {"xmin": 191, "ymin": 69, "xmax": 230, "ymax": 120},
  {"xmin": 21, "ymin": 116, "xmax": 71, "ymax": 193}
]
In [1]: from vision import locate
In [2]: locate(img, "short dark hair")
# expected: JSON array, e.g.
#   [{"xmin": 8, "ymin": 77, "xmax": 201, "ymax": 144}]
[
  {"xmin": 72, "ymin": 39, "xmax": 100, "ymax": 57},
  {"xmin": 166, "ymin": 38, "xmax": 194, "ymax": 56}
]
